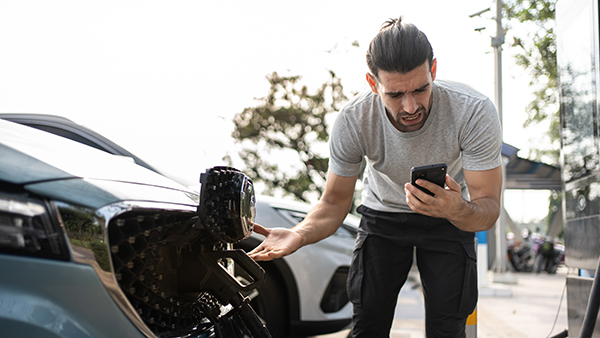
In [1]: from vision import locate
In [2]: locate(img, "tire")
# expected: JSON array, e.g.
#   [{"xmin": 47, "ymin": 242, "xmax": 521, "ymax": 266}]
[
  {"xmin": 509, "ymin": 253, "xmax": 523, "ymax": 271},
  {"xmin": 546, "ymin": 259, "xmax": 559, "ymax": 274},
  {"xmin": 522, "ymin": 253, "xmax": 535, "ymax": 272},
  {"xmin": 533, "ymin": 254, "xmax": 544, "ymax": 273},
  {"xmin": 237, "ymin": 263, "xmax": 289, "ymax": 338}
]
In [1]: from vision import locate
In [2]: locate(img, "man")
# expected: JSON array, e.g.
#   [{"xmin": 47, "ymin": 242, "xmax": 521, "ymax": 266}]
[{"xmin": 249, "ymin": 17, "xmax": 502, "ymax": 338}]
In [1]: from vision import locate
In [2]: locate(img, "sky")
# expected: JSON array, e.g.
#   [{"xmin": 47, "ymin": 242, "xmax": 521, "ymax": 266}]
[{"xmin": 0, "ymin": 0, "xmax": 551, "ymax": 223}]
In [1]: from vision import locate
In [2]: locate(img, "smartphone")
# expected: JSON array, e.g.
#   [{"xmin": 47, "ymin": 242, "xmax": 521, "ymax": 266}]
[{"xmin": 410, "ymin": 163, "xmax": 447, "ymax": 196}]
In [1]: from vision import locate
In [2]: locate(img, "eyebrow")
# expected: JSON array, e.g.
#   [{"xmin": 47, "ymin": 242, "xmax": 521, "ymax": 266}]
[{"xmin": 385, "ymin": 83, "xmax": 430, "ymax": 97}]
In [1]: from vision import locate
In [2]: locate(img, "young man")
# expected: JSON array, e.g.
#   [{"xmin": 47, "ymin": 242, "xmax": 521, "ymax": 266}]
[{"xmin": 249, "ymin": 17, "xmax": 502, "ymax": 338}]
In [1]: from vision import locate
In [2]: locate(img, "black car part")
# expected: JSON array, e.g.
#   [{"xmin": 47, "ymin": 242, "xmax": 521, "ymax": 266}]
[
  {"xmin": 103, "ymin": 204, "xmax": 271, "ymax": 338},
  {"xmin": 199, "ymin": 249, "xmax": 271, "ymax": 338},
  {"xmin": 195, "ymin": 166, "xmax": 270, "ymax": 337},
  {"xmin": 107, "ymin": 166, "xmax": 270, "ymax": 338},
  {"xmin": 197, "ymin": 166, "xmax": 255, "ymax": 244}
]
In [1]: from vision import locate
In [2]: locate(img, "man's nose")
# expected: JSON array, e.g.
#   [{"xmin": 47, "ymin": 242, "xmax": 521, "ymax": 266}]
[{"xmin": 401, "ymin": 94, "xmax": 418, "ymax": 114}]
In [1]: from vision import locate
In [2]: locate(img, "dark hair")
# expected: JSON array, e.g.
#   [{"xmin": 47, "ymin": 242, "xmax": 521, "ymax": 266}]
[{"xmin": 366, "ymin": 17, "xmax": 434, "ymax": 79}]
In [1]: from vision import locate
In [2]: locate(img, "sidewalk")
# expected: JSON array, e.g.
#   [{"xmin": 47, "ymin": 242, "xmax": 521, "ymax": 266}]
[
  {"xmin": 478, "ymin": 267, "xmax": 568, "ymax": 337},
  {"xmin": 314, "ymin": 266, "xmax": 568, "ymax": 338}
]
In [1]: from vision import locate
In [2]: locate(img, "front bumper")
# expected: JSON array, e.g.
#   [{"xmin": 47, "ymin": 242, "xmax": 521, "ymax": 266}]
[{"xmin": 0, "ymin": 254, "xmax": 147, "ymax": 338}]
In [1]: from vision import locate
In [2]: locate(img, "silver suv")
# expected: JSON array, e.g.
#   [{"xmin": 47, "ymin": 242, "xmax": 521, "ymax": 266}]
[
  {"xmin": 0, "ymin": 119, "xmax": 271, "ymax": 337},
  {"xmin": 0, "ymin": 114, "xmax": 357, "ymax": 338}
]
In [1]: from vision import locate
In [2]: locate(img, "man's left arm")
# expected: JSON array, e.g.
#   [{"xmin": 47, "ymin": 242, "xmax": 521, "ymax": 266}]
[{"xmin": 405, "ymin": 166, "xmax": 502, "ymax": 232}]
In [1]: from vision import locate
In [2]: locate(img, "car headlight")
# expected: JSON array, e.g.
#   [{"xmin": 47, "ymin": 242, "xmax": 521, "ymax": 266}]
[{"xmin": 0, "ymin": 193, "xmax": 70, "ymax": 260}]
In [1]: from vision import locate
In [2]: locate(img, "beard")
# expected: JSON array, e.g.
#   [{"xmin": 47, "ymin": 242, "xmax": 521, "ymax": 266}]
[
  {"xmin": 387, "ymin": 105, "xmax": 429, "ymax": 132},
  {"xmin": 386, "ymin": 93, "xmax": 434, "ymax": 132}
]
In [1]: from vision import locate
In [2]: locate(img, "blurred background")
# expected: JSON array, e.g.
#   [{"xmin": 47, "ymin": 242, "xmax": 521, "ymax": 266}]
[{"xmin": 0, "ymin": 0, "xmax": 552, "ymax": 225}]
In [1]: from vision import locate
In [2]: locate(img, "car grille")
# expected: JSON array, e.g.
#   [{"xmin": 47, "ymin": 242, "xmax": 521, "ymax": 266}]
[
  {"xmin": 0, "ymin": 166, "xmax": 260, "ymax": 338},
  {"xmin": 108, "ymin": 209, "xmax": 214, "ymax": 335},
  {"xmin": 58, "ymin": 201, "xmax": 231, "ymax": 338}
]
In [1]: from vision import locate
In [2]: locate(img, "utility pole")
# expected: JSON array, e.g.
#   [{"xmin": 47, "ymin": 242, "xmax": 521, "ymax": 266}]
[
  {"xmin": 469, "ymin": 0, "xmax": 513, "ymax": 280},
  {"xmin": 490, "ymin": 0, "xmax": 513, "ymax": 279},
  {"xmin": 492, "ymin": 0, "xmax": 504, "ymax": 123}
]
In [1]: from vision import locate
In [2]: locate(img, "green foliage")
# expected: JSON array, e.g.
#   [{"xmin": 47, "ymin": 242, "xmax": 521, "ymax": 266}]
[
  {"xmin": 505, "ymin": 0, "xmax": 559, "ymax": 164},
  {"xmin": 61, "ymin": 205, "xmax": 103, "ymax": 241},
  {"xmin": 59, "ymin": 204, "xmax": 111, "ymax": 271},
  {"xmin": 505, "ymin": 0, "xmax": 562, "ymax": 236},
  {"xmin": 232, "ymin": 71, "xmax": 348, "ymax": 202}
]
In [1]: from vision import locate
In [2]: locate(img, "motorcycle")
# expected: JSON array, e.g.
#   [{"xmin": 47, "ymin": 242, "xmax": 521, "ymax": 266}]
[
  {"xmin": 508, "ymin": 237, "xmax": 536, "ymax": 272},
  {"xmin": 533, "ymin": 237, "xmax": 564, "ymax": 274},
  {"xmin": 508, "ymin": 231, "xmax": 564, "ymax": 273},
  {"xmin": 507, "ymin": 230, "xmax": 544, "ymax": 272}
]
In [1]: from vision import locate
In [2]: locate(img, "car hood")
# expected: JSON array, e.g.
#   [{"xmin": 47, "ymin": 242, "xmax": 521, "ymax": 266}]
[{"xmin": 0, "ymin": 119, "xmax": 198, "ymax": 208}]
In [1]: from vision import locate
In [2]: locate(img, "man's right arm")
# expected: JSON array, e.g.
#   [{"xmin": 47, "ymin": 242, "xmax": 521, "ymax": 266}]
[{"xmin": 248, "ymin": 171, "xmax": 358, "ymax": 261}]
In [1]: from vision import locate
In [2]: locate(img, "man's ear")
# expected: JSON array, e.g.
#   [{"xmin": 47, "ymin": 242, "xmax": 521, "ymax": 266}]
[
  {"xmin": 431, "ymin": 58, "xmax": 437, "ymax": 81},
  {"xmin": 366, "ymin": 73, "xmax": 379, "ymax": 94}
]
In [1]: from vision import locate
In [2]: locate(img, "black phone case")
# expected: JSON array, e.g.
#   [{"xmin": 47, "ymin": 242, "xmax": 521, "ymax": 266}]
[{"xmin": 410, "ymin": 163, "xmax": 447, "ymax": 196}]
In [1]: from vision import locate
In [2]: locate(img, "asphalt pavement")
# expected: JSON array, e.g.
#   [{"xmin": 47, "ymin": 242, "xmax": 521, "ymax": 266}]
[{"xmin": 313, "ymin": 266, "xmax": 569, "ymax": 338}]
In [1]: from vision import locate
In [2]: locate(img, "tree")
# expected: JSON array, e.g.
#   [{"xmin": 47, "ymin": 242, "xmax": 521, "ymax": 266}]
[
  {"xmin": 504, "ymin": 0, "xmax": 561, "ymax": 233},
  {"xmin": 504, "ymin": 0, "xmax": 559, "ymax": 164},
  {"xmin": 231, "ymin": 71, "xmax": 348, "ymax": 203}
]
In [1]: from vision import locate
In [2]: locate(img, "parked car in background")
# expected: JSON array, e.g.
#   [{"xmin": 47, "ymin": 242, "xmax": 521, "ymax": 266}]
[
  {"xmin": 0, "ymin": 119, "xmax": 270, "ymax": 337},
  {"xmin": 1, "ymin": 113, "xmax": 358, "ymax": 337},
  {"xmin": 237, "ymin": 196, "xmax": 358, "ymax": 337}
]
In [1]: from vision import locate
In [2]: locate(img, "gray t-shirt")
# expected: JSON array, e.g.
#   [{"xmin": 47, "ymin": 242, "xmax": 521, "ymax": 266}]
[{"xmin": 329, "ymin": 79, "xmax": 502, "ymax": 213}]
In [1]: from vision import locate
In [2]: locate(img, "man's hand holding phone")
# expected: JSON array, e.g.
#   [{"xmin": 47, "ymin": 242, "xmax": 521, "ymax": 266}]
[
  {"xmin": 405, "ymin": 163, "xmax": 464, "ymax": 220},
  {"xmin": 410, "ymin": 163, "xmax": 447, "ymax": 196}
]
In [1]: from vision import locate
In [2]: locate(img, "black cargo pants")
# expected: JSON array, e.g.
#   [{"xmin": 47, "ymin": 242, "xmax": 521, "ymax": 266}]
[{"xmin": 347, "ymin": 205, "xmax": 478, "ymax": 338}]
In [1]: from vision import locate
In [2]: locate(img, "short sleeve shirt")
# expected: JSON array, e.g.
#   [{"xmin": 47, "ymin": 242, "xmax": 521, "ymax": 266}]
[{"xmin": 328, "ymin": 79, "xmax": 502, "ymax": 213}]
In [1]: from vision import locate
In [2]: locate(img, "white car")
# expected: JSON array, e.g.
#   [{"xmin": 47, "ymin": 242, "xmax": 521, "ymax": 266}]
[
  {"xmin": 236, "ymin": 196, "xmax": 357, "ymax": 337},
  {"xmin": 1, "ymin": 114, "xmax": 359, "ymax": 338}
]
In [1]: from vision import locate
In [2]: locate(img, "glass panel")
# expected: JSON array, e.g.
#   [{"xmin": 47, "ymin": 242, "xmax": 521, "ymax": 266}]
[
  {"xmin": 559, "ymin": 2, "xmax": 599, "ymax": 183},
  {"xmin": 564, "ymin": 182, "xmax": 600, "ymax": 219}
]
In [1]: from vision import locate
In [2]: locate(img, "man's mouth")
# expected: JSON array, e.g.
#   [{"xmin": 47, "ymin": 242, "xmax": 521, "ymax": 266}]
[
  {"xmin": 401, "ymin": 112, "xmax": 422, "ymax": 125},
  {"xmin": 403, "ymin": 114, "xmax": 420, "ymax": 121}
]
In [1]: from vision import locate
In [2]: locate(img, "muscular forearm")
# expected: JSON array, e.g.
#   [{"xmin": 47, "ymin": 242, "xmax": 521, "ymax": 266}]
[
  {"xmin": 292, "ymin": 197, "xmax": 353, "ymax": 246},
  {"xmin": 248, "ymin": 171, "xmax": 357, "ymax": 262},
  {"xmin": 406, "ymin": 167, "xmax": 502, "ymax": 232},
  {"xmin": 447, "ymin": 196, "xmax": 500, "ymax": 232}
]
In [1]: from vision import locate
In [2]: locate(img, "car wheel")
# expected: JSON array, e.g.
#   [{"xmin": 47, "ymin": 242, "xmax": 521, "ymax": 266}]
[{"xmin": 237, "ymin": 263, "xmax": 289, "ymax": 338}]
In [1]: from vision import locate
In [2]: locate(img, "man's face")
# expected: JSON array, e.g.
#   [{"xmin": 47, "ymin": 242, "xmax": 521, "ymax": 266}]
[{"xmin": 367, "ymin": 60, "xmax": 437, "ymax": 132}]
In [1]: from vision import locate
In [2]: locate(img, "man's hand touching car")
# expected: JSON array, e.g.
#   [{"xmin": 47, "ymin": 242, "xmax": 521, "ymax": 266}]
[{"xmin": 248, "ymin": 223, "xmax": 303, "ymax": 261}]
